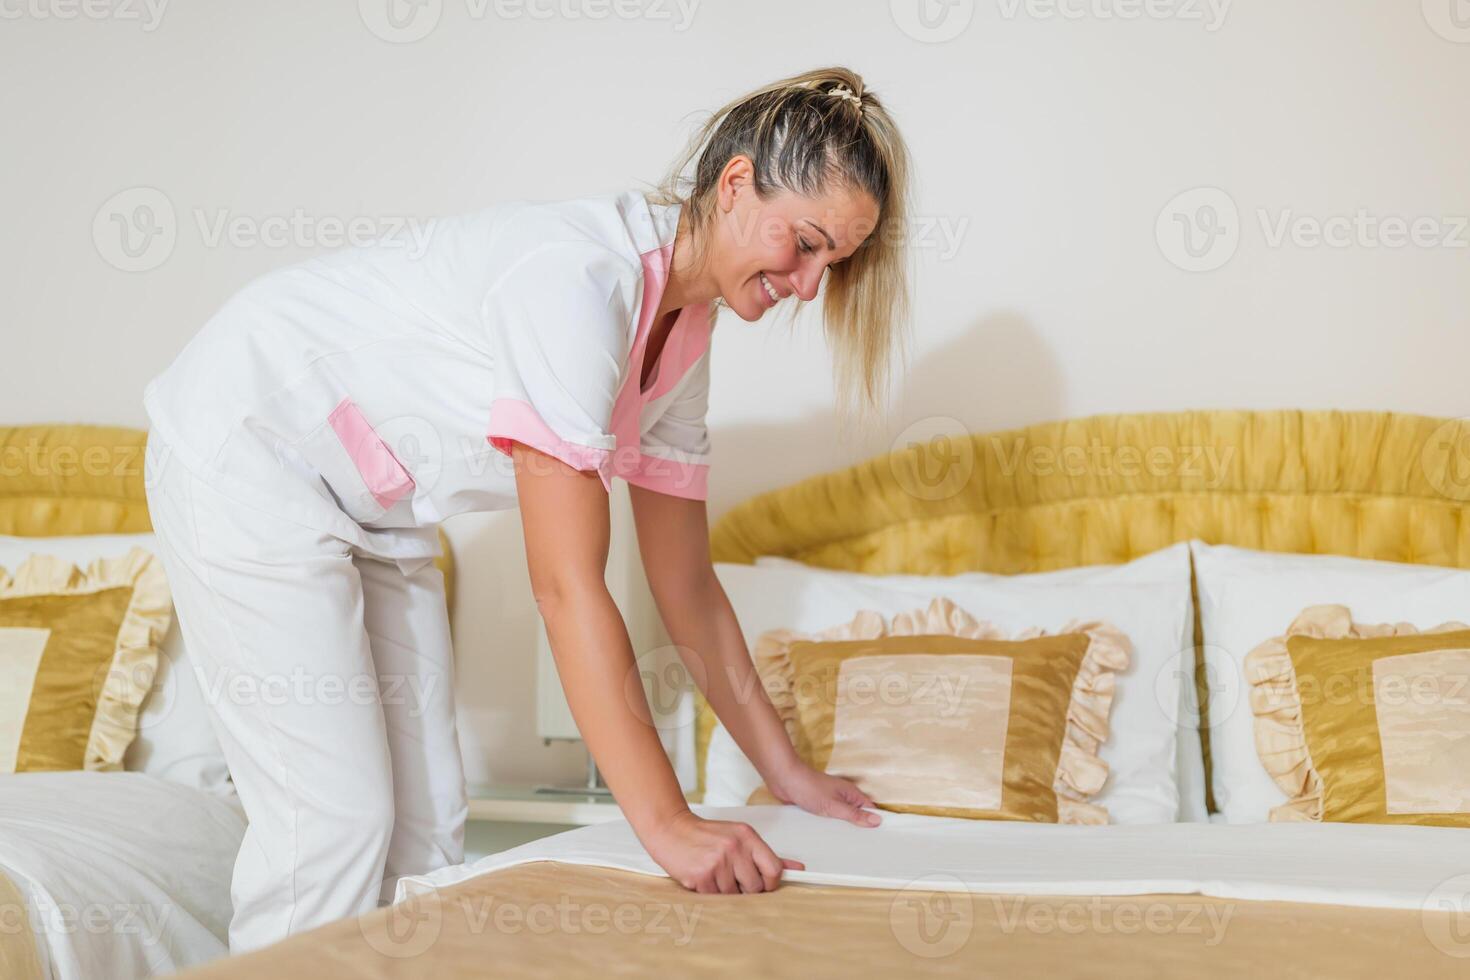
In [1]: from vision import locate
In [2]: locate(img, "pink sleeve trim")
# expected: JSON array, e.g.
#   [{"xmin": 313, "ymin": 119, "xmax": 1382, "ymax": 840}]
[
  {"xmin": 327, "ymin": 397, "xmax": 415, "ymax": 509},
  {"xmin": 486, "ymin": 398, "xmax": 613, "ymax": 492},
  {"xmin": 620, "ymin": 453, "xmax": 709, "ymax": 501}
]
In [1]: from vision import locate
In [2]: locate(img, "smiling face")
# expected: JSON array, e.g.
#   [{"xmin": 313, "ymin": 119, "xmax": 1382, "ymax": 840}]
[{"xmin": 708, "ymin": 155, "xmax": 880, "ymax": 322}]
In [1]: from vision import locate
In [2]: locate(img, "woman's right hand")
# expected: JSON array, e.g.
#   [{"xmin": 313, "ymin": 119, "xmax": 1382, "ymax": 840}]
[{"xmin": 643, "ymin": 809, "xmax": 804, "ymax": 894}]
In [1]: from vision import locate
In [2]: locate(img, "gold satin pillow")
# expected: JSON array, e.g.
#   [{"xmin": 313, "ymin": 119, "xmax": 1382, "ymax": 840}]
[
  {"xmin": 1245, "ymin": 604, "xmax": 1470, "ymax": 826},
  {"xmin": 749, "ymin": 597, "xmax": 1131, "ymax": 824},
  {"xmin": 0, "ymin": 547, "xmax": 171, "ymax": 772}
]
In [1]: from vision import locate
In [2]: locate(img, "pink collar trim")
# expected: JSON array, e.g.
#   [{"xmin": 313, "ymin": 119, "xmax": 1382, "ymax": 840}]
[{"xmin": 609, "ymin": 241, "xmax": 713, "ymax": 440}]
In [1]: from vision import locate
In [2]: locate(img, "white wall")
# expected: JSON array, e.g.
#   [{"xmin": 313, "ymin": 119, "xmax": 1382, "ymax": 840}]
[{"xmin": 3, "ymin": 0, "xmax": 1467, "ymax": 787}]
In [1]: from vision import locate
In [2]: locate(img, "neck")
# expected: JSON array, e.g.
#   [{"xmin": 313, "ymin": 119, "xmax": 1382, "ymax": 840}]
[{"xmin": 655, "ymin": 206, "xmax": 719, "ymax": 322}]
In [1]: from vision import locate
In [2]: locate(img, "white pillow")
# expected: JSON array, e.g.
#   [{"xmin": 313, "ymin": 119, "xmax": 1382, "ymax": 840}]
[
  {"xmin": 707, "ymin": 543, "xmax": 1202, "ymax": 823},
  {"xmin": 0, "ymin": 533, "xmax": 233, "ymax": 798},
  {"xmin": 1191, "ymin": 541, "xmax": 1470, "ymax": 823}
]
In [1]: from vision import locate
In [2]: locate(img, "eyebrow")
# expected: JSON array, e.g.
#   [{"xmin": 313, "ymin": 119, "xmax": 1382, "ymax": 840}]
[{"xmin": 801, "ymin": 219, "xmax": 836, "ymax": 251}]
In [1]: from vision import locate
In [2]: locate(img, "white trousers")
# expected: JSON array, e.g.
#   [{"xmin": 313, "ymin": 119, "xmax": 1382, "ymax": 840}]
[{"xmin": 143, "ymin": 428, "xmax": 468, "ymax": 954}]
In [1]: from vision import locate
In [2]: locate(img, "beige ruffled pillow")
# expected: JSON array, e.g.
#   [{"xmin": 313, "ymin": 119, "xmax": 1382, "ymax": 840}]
[
  {"xmin": 1245, "ymin": 604, "xmax": 1470, "ymax": 826},
  {"xmin": 748, "ymin": 597, "xmax": 1131, "ymax": 824},
  {"xmin": 0, "ymin": 547, "xmax": 171, "ymax": 772}
]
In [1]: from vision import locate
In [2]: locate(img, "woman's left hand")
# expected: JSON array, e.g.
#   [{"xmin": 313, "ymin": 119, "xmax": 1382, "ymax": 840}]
[{"xmin": 767, "ymin": 764, "xmax": 882, "ymax": 827}]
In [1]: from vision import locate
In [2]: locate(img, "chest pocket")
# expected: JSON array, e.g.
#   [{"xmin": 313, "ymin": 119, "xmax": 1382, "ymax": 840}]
[{"xmin": 294, "ymin": 397, "xmax": 416, "ymax": 527}]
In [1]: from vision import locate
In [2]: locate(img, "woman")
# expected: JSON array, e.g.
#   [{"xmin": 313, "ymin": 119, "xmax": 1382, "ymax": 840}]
[{"xmin": 141, "ymin": 65, "xmax": 911, "ymax": 953}]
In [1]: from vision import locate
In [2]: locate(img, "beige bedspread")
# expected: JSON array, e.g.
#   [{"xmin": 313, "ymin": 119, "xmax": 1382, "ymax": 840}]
[
  {"xmin": 177, "ymin": 860, "xmax": 1469, "ymax": 979},
  {"xmin": 0, "ymin": 865, "xmax": 45, "ymax": 980}
]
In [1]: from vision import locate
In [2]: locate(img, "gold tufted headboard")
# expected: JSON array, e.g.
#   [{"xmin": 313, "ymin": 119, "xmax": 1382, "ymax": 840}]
[
  {"xmin": 699, "ymin": 408, "xmax": 1470, "ymax": 809},
  {"xmin": 0, "ymin": 425, "xmax": 456, "ymax": 617}
]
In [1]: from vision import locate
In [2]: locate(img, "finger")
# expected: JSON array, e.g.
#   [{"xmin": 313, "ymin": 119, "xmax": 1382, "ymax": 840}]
[
  {"xmin": 749, "ymin": 839, "xmax": 784, "ymax": 891},
  {"xmin": 845, "ymin": 784, "xmax": 876, "ymax": 809},
  {"xmin": 828, "ymin": 799, "xmax": 882, "ymax": 827},
  {"xmin": 733, "ymin": 853, "xmax": 766, "ymax": 895},
  {"xmin": 781, "ymin": 858, "xmax": 806, "ymax": 872},
  {"xmin": 715, "ymin": 860, "xmax": 738, "ymax": 895}
]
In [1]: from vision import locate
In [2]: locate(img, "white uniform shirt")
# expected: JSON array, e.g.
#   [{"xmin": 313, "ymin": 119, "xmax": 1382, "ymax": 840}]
[{"xmin": 143, "ymin": 189, "xmax": 715, "ymax": 566}]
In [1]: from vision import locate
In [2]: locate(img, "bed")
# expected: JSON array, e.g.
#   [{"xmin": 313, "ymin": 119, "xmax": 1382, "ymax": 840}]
[
  {"xmin": 13, "ymin": 411, "xmax": 1470, "ymax": 978},
  {"xmin": 172, "ymin": 407, "xmax": 1470, "ymax": 977},
  {"xmin": 0, "ymin": 424, "xmax": 456, "ymax": 979}
]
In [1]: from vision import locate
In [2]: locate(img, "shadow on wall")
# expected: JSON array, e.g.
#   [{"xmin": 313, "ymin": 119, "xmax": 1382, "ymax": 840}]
[{"xmin": 706, "ymin": 311, "xmax": 1066, "ymax": 519}]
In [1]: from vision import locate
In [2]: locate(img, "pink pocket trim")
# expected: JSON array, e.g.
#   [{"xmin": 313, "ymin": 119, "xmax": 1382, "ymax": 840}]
[{"xmin": 327, "ymin": 397, "xmax": 415, "ymax": 510}]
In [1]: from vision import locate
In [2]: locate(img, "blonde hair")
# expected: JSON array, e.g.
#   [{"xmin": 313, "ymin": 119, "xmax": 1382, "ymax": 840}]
[{"xmin": 646, "ymin": 66, "xmax": 913, "ymax": 426}]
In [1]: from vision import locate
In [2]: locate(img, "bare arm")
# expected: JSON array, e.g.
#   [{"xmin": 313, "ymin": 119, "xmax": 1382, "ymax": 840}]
[
  {"xmin": 628, "ymin": 483, "xmax": 880, "ymax": 826},
  {"xmin": 511, "ymin": 445, "xmax": 686, "ymax": 831},
  {"xmin": 510, "ymin": 443, "xmax": 808, "ymax": 892}
]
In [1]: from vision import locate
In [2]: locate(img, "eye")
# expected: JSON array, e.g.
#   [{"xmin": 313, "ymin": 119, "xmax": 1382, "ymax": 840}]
[{"xmin": 797, "ymin": 237, "xmax": 815, "ymax": 255}]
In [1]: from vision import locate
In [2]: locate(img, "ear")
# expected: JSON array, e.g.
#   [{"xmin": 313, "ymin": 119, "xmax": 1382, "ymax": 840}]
[{"xmin": 715, "ymin": 154, "xmax": 755, "ymax": 212}]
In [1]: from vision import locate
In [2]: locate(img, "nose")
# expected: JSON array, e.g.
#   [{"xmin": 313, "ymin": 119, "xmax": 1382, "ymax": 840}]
[{"xmin": 787, "ymin": 258, "xmax": 826, "ymax": 302}]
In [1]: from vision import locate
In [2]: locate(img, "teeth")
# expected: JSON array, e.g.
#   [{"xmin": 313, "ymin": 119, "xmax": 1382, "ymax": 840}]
[{"xmin": 759, "ymin": 272, "xmax": 779, "ymax": 302}]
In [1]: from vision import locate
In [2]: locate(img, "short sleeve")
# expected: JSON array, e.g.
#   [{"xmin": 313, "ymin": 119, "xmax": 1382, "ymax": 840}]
[
  {"xmin": 622, "ymin": 346, "xmax": 712, "ymax": 501},
  {"xmin": 482, "ymin": 242, "xmax": 637, "ymax": 492}
]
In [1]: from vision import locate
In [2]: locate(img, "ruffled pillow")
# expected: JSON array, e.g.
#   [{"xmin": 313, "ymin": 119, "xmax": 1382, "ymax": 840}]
[
  {"xmin": 0, "ymin": 547, "xmax": 172, "ymax": 772},
  {"xmin": 1245, "ymin": 604, "xmax": 1470, "ymax": 826},
  {"xmin": 750, "ymin": 597, "xmax": 1131, "ymax": 824}
]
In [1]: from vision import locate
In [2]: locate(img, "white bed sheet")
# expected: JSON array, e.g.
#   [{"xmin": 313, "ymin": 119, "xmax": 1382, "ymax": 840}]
[
  {"xmin": 0, "ymin": 771, "xmax": 245, "ymax": 980},
  {"xmin": 398, "ymin": 804, "xmax": 1470, "ymax": 913}
]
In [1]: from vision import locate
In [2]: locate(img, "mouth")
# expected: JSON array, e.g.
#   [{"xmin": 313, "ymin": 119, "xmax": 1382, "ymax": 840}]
[{"xmin": 757, "ymin": 271, "xmax": 781, "ymax": 307}]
